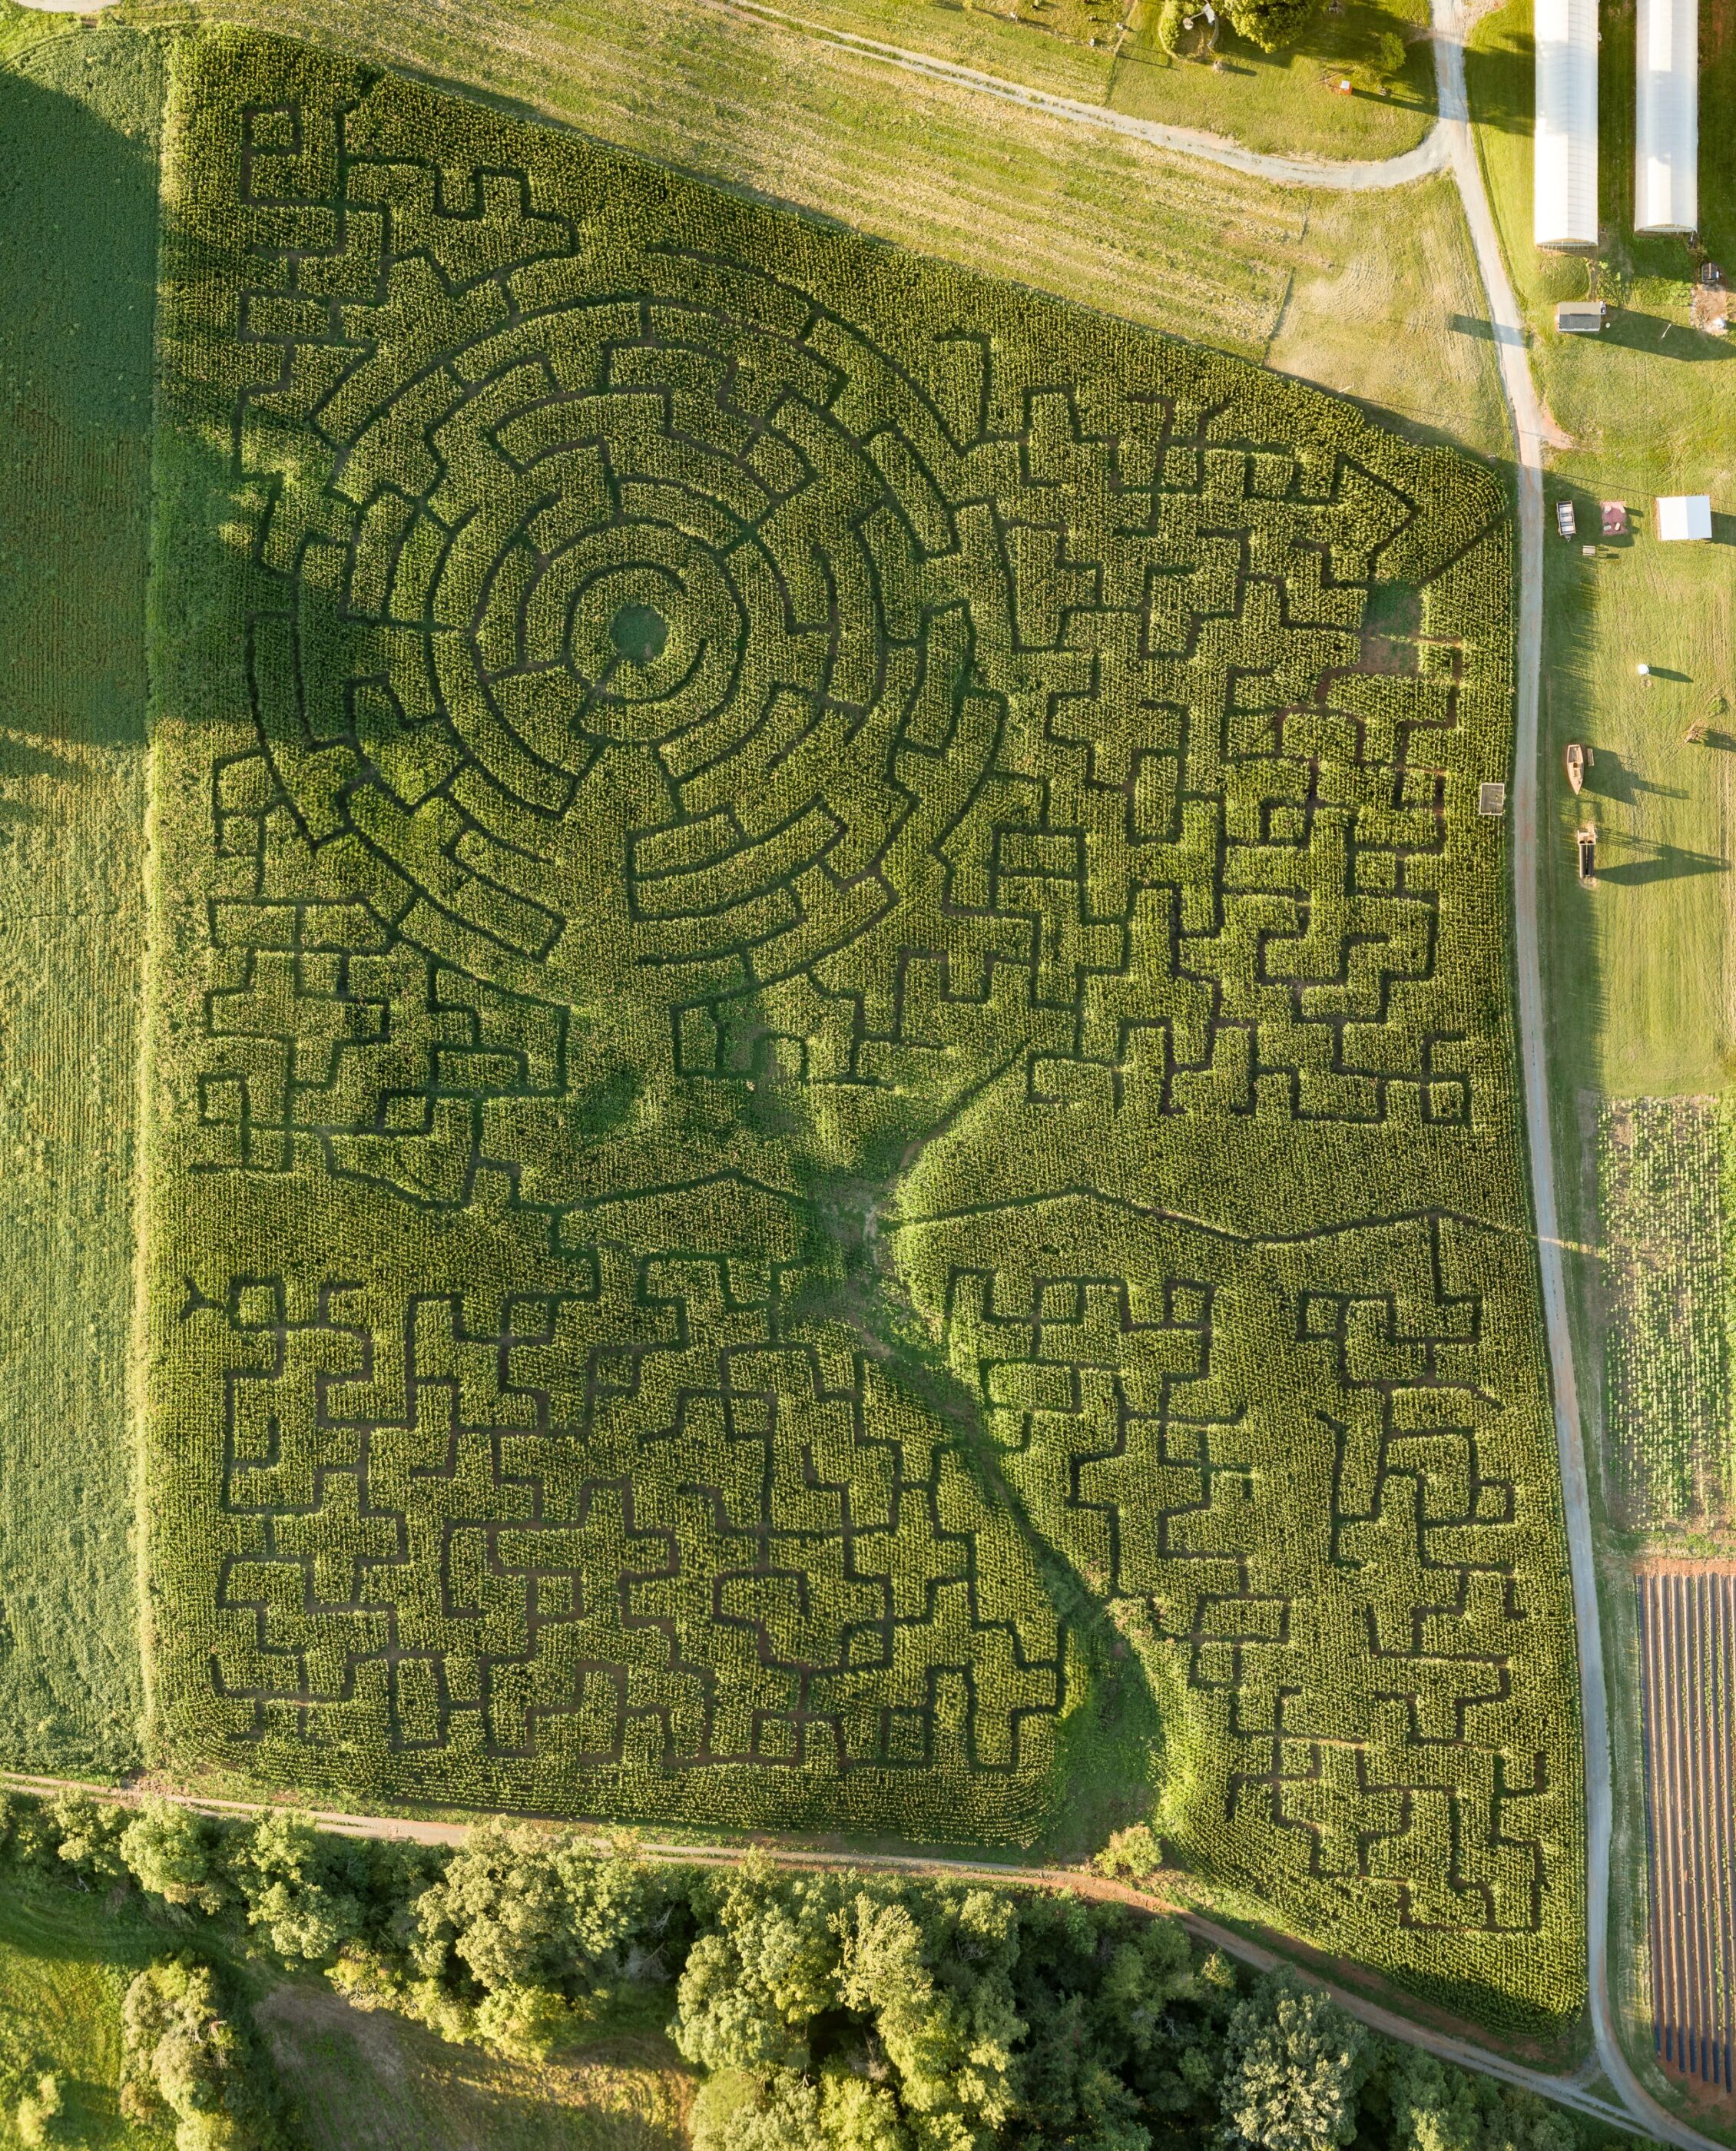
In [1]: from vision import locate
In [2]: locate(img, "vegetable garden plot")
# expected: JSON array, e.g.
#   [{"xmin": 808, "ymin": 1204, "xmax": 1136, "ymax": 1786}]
[
  {"xmin": 144, "ymin": 26, "xmax": 1581, "ymax": 2026},
  {"xmin": 1636, "ymin": 1567, "xmax": 1736, "ymax": 2091},
  {"xmin": 1598, "ymin": 1098, "xmax": 1729, "ymax": 1530}
]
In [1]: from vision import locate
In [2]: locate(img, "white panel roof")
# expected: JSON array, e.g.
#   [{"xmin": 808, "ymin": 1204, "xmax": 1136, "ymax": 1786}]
[
  {"xmin": 1534, "ymin": 0, "xmax": 1599, "ymax": 248},
  {"xmin": 1635, "ymin": 0, "xmax": 1698, "ymax": 231},
  {"xmin": 1658, "ymin": 495, "xmax": 1713, "ymax": 541}
]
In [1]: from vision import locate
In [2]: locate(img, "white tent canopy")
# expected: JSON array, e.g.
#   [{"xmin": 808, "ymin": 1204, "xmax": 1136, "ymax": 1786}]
[
  {"xmin": 1635, "ymin": 0, "xmax": 1698, "ymax": 231},
  {"xmin": 1535, "ymin": 0, "xmax": 1599, "ymax": 247},
  {"xmin": 1658, "ymin": 495, "xmax": 1713, "ymax": 542}
]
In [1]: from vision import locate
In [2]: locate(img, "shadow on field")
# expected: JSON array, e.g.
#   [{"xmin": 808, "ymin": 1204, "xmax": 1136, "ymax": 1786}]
[
  {"xmin": 0, "ymin": 45, "xmax": 162, "ymax": 757},
  {"xmin": 1582, "ymin": 747, "xmax": 1686, "ymax": 804},
  {"xmin": 1595, "ymin": 836, "xmax": 1728, "ymax": 885}
]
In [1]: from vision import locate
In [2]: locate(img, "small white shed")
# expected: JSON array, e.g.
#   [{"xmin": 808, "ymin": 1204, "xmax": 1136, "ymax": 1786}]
[
  {"xmin": 1635, "ymin": 0, "xmax": 1698, "ymax": 233},
  {"xmin": 1534, "ymin": 0, "xmax": 1599, "ymax": 248},
  {"xmin": 1656, "ymin": 495, "xmax": 1714, "ymax": 542}
]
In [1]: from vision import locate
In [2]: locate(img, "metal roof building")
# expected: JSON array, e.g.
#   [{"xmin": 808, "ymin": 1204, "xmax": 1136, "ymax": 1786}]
[
  {"xmin": 1635, "ymin": 0, "xmax": 1698, "ymax": 232},
  {"xmin": 1534, "ymin": 0, "xmax": 1599, "ymax": 249}
]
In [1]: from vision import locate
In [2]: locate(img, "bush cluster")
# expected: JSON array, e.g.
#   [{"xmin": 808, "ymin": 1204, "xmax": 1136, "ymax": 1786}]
[{"xmin": 0, "ymin": 1791, "xmax": 1628, "ymax": 2151}]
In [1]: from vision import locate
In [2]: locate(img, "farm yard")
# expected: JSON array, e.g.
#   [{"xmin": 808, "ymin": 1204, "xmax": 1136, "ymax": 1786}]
[
  {"xmin": 124, "ymin": 22, "xmax": 1589, "ymax": 2033},
  {"xmin": 1635, "ymin": 1566, "xmax": 1736, "ymax": 2098}
]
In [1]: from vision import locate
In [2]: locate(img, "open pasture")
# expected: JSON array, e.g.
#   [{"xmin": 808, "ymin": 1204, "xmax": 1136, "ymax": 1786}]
[
  {"xmin": 142, "ymin": 25, "xmax": 1580, "ymax": 2028},
  {"xmin": 1636, "ymin": 1566, "xmax": 1736, "ymax": 2093}
]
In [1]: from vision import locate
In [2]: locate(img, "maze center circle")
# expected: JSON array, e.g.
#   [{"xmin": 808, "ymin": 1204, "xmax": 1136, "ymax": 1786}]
[{"xmin": 610, "ymin": 602, "xmax": 668, "ymax": 665}]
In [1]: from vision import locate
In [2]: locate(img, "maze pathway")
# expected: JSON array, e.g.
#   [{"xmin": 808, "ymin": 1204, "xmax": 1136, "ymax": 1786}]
[{"xmin": 142, "ymin": 27, "xmax": 1582, "ymax": 2025}]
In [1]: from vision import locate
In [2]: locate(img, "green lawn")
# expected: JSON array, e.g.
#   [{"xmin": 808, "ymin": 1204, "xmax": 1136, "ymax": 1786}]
[
  {"xmin": 1108, "ymin": 0, "xmax": 1436, "ymax": 159},
  {"xmin": 0, "ymin": 25, "xmax": 163, "ymax": 1776},
  {"xmin": 0, "ymin": 1881, "xmax": 174, "ymax": 2149}
]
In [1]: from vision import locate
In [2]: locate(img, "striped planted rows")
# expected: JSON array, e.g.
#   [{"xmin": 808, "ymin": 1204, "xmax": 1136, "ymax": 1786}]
[{"xmin": 1636, "ymin": 1567, "xmax": 1736, "ymax": 2089}]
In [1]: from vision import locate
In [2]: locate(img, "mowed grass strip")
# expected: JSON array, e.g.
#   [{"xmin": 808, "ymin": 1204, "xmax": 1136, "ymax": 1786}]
[{"xmin": 0, "ymin": 25, "xmax": 163, "ymax": 1775}]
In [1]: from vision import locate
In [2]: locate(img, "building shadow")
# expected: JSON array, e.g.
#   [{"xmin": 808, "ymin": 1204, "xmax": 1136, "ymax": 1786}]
[{"xmin": 1595, "ymin": 837, "xmax": 1727, "ymax": 885}]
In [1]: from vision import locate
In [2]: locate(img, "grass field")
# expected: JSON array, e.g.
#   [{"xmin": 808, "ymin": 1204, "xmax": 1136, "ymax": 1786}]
[
  {"xmin": 1107, "ymin": 0, "xmax": 1436, "ymax": 159},
  {"xmin": 0, "ymin": 1880, "xmax": 174, "ymax": 2149},
  {"xmin": 0, "ymin": 25, "xmax": 163, "ymax": 1775},
  {"xmin": 1466, "ymin": 0, "xmax": 1736, "ymax": 1110},
  {"xmin": 257, "ymin": 1987, "xmax": 691, "ymax": 2151}
]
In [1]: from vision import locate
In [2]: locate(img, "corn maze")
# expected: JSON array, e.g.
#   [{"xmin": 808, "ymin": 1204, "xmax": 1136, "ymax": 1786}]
[
  {"xmin": 1636, "ymin": 1567, "xmax": 1736, "ymax": 2090},
  {"xmin": 142, "ymin": 28, "xmax": 1582, "ymax": 2026}
]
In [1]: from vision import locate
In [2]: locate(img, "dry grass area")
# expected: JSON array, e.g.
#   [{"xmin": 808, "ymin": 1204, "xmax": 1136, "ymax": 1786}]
[
  {"xmin": 257, "ymin": 1986, "xmax": 693, "ymax": 2151},
  {"xmin": 1267, "ymin": 171, "xmax": 1509, "ymax": 457}
]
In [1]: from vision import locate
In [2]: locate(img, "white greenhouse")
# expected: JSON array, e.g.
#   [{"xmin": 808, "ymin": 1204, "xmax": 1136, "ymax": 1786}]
[
  {"xmin": 1635, "ymin": 0, "xmax": 1698, "ymax": 232},
  {"xmin": 1534, "ymin": 0, "xmax": 1599, "ymax": 249}
]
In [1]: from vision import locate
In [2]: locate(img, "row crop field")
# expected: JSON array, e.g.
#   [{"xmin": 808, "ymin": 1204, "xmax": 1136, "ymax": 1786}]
[
  {"xmin": 1597, "ymin": 1098, "xmax": 1731, "ymax": 1532},
  {"xmin": 1636, "ymin": 1566, "xmax": 1736, "ymax": 2092},
  {"xmin": 139, "ymin": 25, "xmax": 1582, "ymax": 2029}
]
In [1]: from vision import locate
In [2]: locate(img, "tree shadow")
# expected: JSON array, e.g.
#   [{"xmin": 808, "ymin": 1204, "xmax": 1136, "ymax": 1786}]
[
  {"xmin": 1595, "ymin": 837, "xmax": 1727, "ymax": 884},
  {"xmin": 0, "ymin": 45, "xmax": 162, "ymax": 754},
  {"xmin": 1602, "ymin": 310, "xmax": 1736, "ymax": 363},
  {"xmin": 1582, "ymin": 748, "xmax": 1685, "ymax": 804}
]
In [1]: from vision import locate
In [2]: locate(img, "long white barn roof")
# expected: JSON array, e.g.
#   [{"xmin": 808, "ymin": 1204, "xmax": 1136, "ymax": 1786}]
[
  {"xmin": 1534, "ymin": 0, "xmax": 1599, "ymax": 248},
  {"xmin": 1635, "ymin": 0, "xmax": 1698, "ymax": 231}
]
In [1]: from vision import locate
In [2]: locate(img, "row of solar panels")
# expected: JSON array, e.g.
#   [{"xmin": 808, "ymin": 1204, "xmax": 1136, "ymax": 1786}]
[{"xmin": 1534, "ymin": 0, "xmax": 1698, "ymax": 246}]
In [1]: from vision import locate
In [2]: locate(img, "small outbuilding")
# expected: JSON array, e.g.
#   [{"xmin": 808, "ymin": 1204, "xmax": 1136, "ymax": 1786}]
[
  {"xmin": 1478, "ymin": 781, "xmax": 1507, "ymax": 817},
  {"xmin": 1555, "ymin": 301, "xmax": 1608, "ymax": 333},
  {"xmin": 1657, "ymin": 494, "xmax": 1714, "ymax": 542},
  {"xmin": 1534, "ymin": 0, "xmax": 1599, "ymax": 248}
]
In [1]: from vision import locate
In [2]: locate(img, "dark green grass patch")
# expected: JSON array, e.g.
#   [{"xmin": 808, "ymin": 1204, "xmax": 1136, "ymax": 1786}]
[
  {"xmin": 0, "ymin": 25, "xmax": 164, "ymax": 1774},
  {"xmin": 144, "ymin": 25, "xmax": 1580, "ymax": 2031}
]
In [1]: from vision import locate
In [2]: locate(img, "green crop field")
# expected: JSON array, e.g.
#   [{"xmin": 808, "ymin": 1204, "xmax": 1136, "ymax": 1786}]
[
  {"xmin": 1597, "ymin": 1099, "xmax": 1729, "ymax": 1532},
  {"xmin": 0, "ymin": 25, "xmax": 163, "ymax": 1775},
  {"xmin": 134, "ymin": 22, "xmax": 1583, "ymax": 2032}
]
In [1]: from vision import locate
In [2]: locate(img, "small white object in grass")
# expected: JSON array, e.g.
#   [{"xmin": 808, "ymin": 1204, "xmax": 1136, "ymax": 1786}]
[{"xmin": 1637, "ymin": 662, "xmax": 1651, "ymax": 676}]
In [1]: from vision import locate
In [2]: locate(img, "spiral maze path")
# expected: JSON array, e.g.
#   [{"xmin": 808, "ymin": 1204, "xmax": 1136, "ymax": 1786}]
[{"xmin": 147, "ymin": 37, "xmax": 1579, "ymax": 2008}]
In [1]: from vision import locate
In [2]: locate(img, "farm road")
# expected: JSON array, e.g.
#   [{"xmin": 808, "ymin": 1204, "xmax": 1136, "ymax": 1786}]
[
  {"xmin": 0, "ymin": 1766, "xmax": 1635, "ymax": 2134},
  {"xmin": 709, "ymin": 0, "xmax": 1451, "ymax": 186}
]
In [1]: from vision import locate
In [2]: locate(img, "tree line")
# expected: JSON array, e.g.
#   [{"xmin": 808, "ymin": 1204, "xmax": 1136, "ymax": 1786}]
[{"xmin": 1, "ymin": 1791, "xmax": 1640, "ymax": 2151}]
